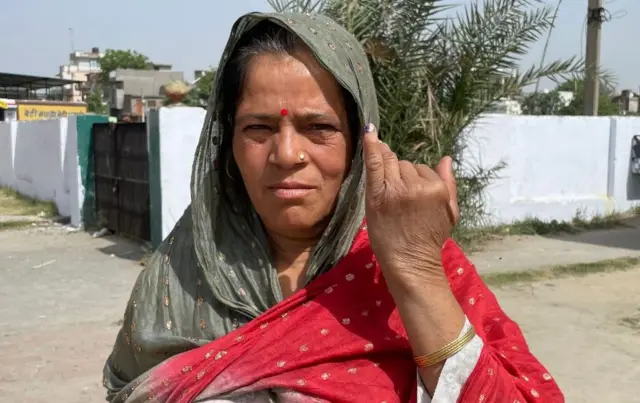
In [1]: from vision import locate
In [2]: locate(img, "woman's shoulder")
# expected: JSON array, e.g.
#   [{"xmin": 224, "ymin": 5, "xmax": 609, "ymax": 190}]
[{"xmin": 140, "ymin": 206, "xmax": 197, "ymax": 284}]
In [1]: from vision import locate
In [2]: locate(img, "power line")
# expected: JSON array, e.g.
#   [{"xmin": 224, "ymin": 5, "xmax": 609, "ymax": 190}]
[
  {"xmin": 534, "ymin": 0, "xmax": 564, "ymax": 93},
  {"xmin": 580, "ymin": 1, "xmax": 627, "ymax": 59}
]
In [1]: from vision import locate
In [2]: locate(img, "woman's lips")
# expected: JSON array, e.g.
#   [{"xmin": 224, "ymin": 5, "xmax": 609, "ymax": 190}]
[
  {"xmin": 268, "ymin": 182, "xmax": 315, "ymax": 199},
  {"xmin": 271, "ymin": 188, "xmax": 313, "ymax": 199}
]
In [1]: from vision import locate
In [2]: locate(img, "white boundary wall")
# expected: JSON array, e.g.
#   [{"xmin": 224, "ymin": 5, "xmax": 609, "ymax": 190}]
[{"xmin": 0, "ymin": 117, "xmax": 84, "ymax": 225}]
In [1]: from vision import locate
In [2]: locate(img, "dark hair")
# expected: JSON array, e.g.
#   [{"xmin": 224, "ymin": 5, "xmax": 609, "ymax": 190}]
[{"xmin": 218, "ymin": 21, "xmax": 360, "ymax": 199}]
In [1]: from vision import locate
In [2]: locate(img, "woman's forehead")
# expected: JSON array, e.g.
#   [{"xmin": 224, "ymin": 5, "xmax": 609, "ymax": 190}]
[{"xmin": 236, "ymin": 52, "xmax": 346, "ymax": 118}]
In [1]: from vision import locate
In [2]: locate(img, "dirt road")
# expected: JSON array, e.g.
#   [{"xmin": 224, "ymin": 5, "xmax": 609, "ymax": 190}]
[
  {"xmin": 0, "ymin": 228, "xmax": 638, "ymax": 402},
  {"xmin": 496, "ymin": 270, "xmax": 640, "ymax": 402},
  {"xmin": 0, "ymin": 227, "xmax": 142, "ymax": 403}
]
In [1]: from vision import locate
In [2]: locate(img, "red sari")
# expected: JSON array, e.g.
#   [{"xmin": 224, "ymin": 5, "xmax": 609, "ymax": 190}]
[{"xmin": 123, "ymin": 227, "xmax": 563, "ymax": 402}]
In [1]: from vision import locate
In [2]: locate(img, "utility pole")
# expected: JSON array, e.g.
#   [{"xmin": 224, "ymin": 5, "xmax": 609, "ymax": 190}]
[{"xmin": 584, "ymin": 0, "xmax": 603, "ymax": 115}]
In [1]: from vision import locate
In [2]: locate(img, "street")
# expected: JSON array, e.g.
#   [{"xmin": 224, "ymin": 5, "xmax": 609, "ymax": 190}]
[{"xmin": 0, "ymin": 226, "xmax": 638, "ymax": 402}]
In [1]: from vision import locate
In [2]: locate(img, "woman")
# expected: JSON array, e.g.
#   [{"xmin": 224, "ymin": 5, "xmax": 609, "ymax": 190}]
[{"xmin": 104, "ymin": 12, "xmax": 562, "ymax": 403}]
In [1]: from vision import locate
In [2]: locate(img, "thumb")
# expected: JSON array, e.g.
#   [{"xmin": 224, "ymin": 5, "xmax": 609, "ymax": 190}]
[
  {"xmin": 435, "ymin": 156, "xmax": 460, "ymax": 224},
  {"xmin": 362, "ymin": 123, "xmax": 384, "ymax": 193}
]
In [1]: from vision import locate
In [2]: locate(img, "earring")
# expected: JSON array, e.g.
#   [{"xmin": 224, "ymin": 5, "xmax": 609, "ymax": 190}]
[{"xmin": 298, "ymin": 151, "xmax": 305, "ymax": 161}]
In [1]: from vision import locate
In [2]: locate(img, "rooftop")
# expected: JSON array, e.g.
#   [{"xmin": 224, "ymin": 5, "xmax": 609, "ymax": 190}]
[
  {"xmin": 0, "ymin": 72, "xmax": 82, "ymax": 90},
  {"xmin": 0, "ymin": 72, "xmax": 84, "ymax": 101}
]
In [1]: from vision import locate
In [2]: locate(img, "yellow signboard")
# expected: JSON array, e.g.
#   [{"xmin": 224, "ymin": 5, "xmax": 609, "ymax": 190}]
[
  {"xmin": 17, "ymin": 104, "xmax": 87, "ymax": 120},
  {"xmin": 0, "ymin": 101, "xmax": 8, "ymax": 109}
]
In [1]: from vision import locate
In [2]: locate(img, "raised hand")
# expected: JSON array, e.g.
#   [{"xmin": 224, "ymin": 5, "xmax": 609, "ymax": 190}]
[{"xmin": 362, "ymin": 123, "xmax": 460, "ymax": 284}]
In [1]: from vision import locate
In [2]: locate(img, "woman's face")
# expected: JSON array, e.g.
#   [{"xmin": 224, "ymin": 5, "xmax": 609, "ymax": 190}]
[{"xmin": 232, "ymin": 49, "xmax": 353, "ymax": 239}]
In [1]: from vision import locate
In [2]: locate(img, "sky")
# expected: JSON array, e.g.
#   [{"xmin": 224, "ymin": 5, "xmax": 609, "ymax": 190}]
[{"xmin": 1, "ymin": 0, "xmax": 638, "ymax": 91}]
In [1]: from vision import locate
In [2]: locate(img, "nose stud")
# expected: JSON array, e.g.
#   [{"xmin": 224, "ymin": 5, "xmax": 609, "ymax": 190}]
[{"xmin": 298, "ymin": 152, "xmax": 305, "ymax": 161}]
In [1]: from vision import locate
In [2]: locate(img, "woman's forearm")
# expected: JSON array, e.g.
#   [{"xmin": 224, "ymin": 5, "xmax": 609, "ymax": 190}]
[{"xmin": 385, "ymin": 266, "xmax": 466, "ymax": 395}]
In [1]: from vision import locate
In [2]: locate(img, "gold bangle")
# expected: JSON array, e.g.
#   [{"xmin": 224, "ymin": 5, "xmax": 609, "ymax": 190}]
[{"xmin": 413, "ymin": 325, "xmax": 476, "ymax": 368}]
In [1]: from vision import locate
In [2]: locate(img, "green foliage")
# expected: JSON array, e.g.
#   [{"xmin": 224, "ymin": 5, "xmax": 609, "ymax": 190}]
[
  {"xmin": 190, "ymin": 69, "xmax": 216, "ymax": 107},
  {"xmin": 556, "ymin": 78, "xmax": 613, "ymax": 94},
  {"xmin": 99, "ymin": 49, "xmax": 152, "ymax": 85},
  {"xmin": 522, "ymin": 77, "xmax": 620, "ymax": 116},
  {"xmin": 268, "ymin": 0, "xmax": 583, "ymax": 234},
  {"xmin": 557, "ymin": 79, "xmax": 619, "ymax": 116},
  {"xmin": 89, "ymin": 49, "xmax": 151, "ymax": 114},
  {"xmin": 87, "ymin": 87, "xmax": 108, "ymax": 114},
  {"xmin": 521, "ymin": 90, "xmax": 564, "ymax": 115}
]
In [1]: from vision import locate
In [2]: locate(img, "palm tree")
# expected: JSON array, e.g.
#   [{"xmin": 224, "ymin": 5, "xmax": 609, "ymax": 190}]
[{"xmin": 268, "ymin": 0, "xmax": 583, "ymax": 235}]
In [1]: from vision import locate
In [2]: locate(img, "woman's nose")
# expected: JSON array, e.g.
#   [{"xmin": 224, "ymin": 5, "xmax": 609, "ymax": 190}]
[{"xmin": 269, "ymin": 126, "xmax": 305, "ymax": 169}]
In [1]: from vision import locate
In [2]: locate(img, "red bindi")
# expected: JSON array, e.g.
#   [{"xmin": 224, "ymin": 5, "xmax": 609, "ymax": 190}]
[{"xmin": 280, "ymin": 108, "xmax": 288, "ymax": 116}]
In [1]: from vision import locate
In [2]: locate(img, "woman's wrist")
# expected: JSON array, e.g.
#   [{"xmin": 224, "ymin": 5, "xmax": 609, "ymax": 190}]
[
  {"xmin": 382, "ymin": 252, "xmax": 450, "ymax": 296},
  {"xmin": 387, "ymin": 269, "xmax": 465, "ymax": 346},
  {"xmin": 389, "ymin": 274, "xmax": 465, "ymax": 354},
  {"xmin": 384, "ymin": 261, "xmax": 466, "ymax": 393}
]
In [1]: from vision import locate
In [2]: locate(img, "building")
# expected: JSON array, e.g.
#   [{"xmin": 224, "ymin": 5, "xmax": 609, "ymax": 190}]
[
  {"xmin": 613, "ymin": 90, "xmax": 639, "ymax": 115},
  {"xmin": 485, "ymin": 67, "xmax": 523, "ymax": 114},
  {"xmin": 0, "ymin": 72, "xmax": 86, "ymax": 121},
  {"xmin": 58, "ymin": 47, "xmax": 103, "ymax": 102},
  {"xmin": 151, "ymin": 63, "xmax": 173, "ymax": 71},
  {"xmin": 108, "ymin": 67, "xmax": 184, "ymax": 120}
]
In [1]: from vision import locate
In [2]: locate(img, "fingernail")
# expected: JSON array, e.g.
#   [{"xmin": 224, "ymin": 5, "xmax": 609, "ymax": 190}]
[{"xmin": 364, "ymin": 123, "xmax": 376, "ymax": 133}]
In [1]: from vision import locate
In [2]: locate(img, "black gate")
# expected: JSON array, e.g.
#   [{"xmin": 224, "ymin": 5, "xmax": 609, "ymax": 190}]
[{"xmin": 93, "ymin": 122, "xmax": 150, "ymax": 241}]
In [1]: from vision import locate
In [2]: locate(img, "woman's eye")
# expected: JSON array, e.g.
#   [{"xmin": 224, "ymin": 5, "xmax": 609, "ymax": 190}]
[
  {"xmin": 243, "ymin": 124, "xmax": 272, "ymax": 132},
  {"xmin": 308, "ymin": 124, "xmax": 337, "ymax": 132}
]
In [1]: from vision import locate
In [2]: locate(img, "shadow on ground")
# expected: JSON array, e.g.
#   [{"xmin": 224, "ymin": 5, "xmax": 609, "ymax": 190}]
[
  {"xmin": 95, "ymin": 235, "xmax": 147, "ymax": 262},
  {"xmin": 544, "ymin": 216, "xmax": 640, "ymax": 251}
]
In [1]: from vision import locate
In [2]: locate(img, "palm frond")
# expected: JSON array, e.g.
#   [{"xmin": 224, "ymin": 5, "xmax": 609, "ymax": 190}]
[
  {"xmin": 267, "ymin": 0, "xmax": 586, "ymax": 230},
  {"xmin": 267, "ymin": 0, "xmax": 328, "ymax": 13}
]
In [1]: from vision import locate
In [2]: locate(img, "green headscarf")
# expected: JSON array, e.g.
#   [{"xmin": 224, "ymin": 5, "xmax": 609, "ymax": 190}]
[{"xmin": 103, "ymin": 11, "xmax": 379, "ymax": 401}]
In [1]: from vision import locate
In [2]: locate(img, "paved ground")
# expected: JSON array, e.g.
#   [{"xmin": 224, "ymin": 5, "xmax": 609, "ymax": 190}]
[
  {"xmin": 0, "ymin": 226, "xmax": 143, "ymax": 403},
  {"xmin": 497, "ymin": 270, "xmax": 640, "ymax": 402},
  {"xmin": 471, "ymin": 217, "xmax": 640, "ymax": 273},
  {"xmin": 0, "ymin": 224, "xmax": 639, "ymax": 402}
]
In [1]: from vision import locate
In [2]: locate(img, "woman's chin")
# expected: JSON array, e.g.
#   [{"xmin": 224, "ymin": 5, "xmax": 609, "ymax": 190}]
[{"xmin": 265, "ymin": 208, "xmax": 325, "ymax": 236}]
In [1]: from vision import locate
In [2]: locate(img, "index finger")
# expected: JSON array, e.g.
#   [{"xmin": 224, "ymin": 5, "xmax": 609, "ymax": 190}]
[
  {"xmin": 435, "ymin": 157, "xmax": 459, "ymax": 224},
  {"xmin": 362, "ymin": 123, "xmax": 384, "ymax": 190}
]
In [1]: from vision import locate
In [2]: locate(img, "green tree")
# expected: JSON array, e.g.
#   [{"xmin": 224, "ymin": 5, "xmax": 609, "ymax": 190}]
[
  {"xmin": 189, "ymin": 69, "xmax": 216, "ymax": 107},
  {"xmin": 87, "ymin": 49, "xmax": 152, "ymax": 115},
  {"xmin": 557, "ymin": 79, "xmax": 619, "ymax": 116},
  {"xmin": 268, "ymin": 0, "xmax": 582, "ymax": 235},
  {"xmin": 87, "ymin": 88, "xmax": 108, "ymax": 114},
  {"xmin": 98, "ymin": 49, "xmax": 152, "ymax": 85},
  {"xmin": 521, "ymin": 91, "xmax": 565, "ymax": 115}
]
